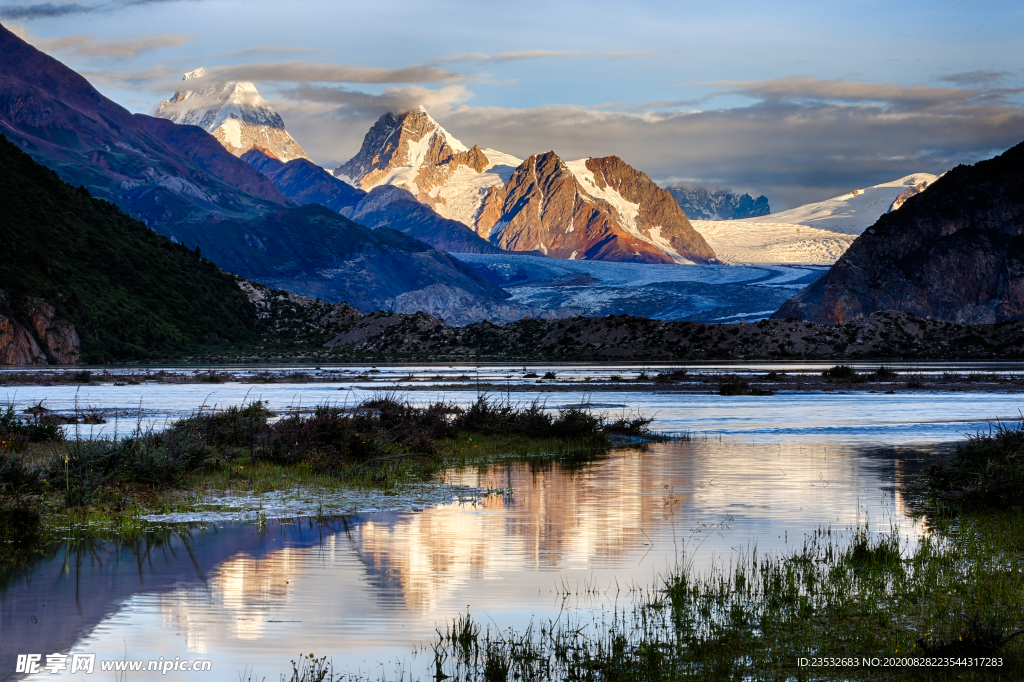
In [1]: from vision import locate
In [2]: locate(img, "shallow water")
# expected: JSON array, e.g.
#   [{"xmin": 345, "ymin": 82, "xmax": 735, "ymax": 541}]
[
  {"xmin": 3, "ymin": 368, "xmax": 1024, "ymax": 680},
  {"xmin": 6, "ymin": 360, "xmax": 1024, "ymax": 440},
  {"xmin": 7, "ymin": 438, "xmax": 931, "ymax": 682}
]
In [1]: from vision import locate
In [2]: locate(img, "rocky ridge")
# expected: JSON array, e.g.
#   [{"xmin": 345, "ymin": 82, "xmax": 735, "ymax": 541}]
[
  {"xmin": 0, "ymin": 25, "xmax": 291, "ymax": 227},
  {"xmin": 164, "ymin": 203, "xmax": 511, "ymax": 313},
  {"xmin": 385, "ymin": 284, "xmax": 582, "ymax": 326},
  {"xmin": 156, "ymin": 69, "xmax": 311, "ymax": 162},
  {"xmin": 243, "ymin": 148, "xmax": 502, "ymax": 253},
  {"xmin": 777, "ymin": 141, "xmax": 1024, "ymax": 324},
  {"xmin": 334, "ymin": 108, "xmax": 717, "ymax": 264},
  {"xmin": 480, "ymin": 153, "xmax": 716, "ymax": 263}
]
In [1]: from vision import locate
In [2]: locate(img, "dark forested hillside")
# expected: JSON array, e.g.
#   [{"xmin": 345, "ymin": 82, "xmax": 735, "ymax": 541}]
[{"xmin": 0, "ymin": 133, "xmax": 257, "ymax": 362}]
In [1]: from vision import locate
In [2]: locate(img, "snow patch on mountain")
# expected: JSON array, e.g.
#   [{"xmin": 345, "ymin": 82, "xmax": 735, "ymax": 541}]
[
  {"xmin": 565, "ymin": 158, "xmax": 641, "ymax": 230},
  {"xmin": 690, "ymin": 173, "xmax": 938, "ymax": 266},
  {"xmin": 739, "ymin": 173, "xmax": 938, "ymax": 235},
  {"xmin": 694, "ymin": 221, "xmax": 857, "ymax": 266},
  {"xmin": 429, "ymin": 164, "xmax": 503, "ymax": 227}
]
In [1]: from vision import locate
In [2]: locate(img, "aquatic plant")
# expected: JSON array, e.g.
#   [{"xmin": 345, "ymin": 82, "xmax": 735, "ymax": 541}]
[
  {"xmin": 919, "ymin": 420, "xmax": 1024, "ymax": 509},
  {"xmin": 422, "ymin": 517, "xmax": 1024, "ymax": 681},
  {"xmin": 0, "ymin": 404, "xmax": 63, "ymax": 453}
]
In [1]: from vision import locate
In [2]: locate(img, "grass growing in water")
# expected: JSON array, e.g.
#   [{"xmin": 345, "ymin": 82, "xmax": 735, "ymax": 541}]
[
  {"xmin": 916, "ymin": 419, "xmax": 1024, "ymax": 509},
  {"xmin": 414, "ymin": 515, "xmax": 1024, "ymax": 681}
]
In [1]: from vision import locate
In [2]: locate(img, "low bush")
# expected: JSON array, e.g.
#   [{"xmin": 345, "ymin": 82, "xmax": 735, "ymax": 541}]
[
  {"xmin": 48, "ymin": 426, "xmax": 214, "ymax": 506},
  {"xmin": 0, "ymin": 405, "xmax": 63, "ymax": 453},
  {"xmin": 655, "ymin": 368, "xmax": 688, "ymax": 383},
  {"xmin": 169, "ymin": 401, "xmax": 275, "ymax": 449},
  {"xmin": 870, "ymin": 365, "xmax": 898, "ymax": 381},
  {"xmin": 822, "ymin": 364, "xmax": 857, "ymax": 381},
  {"xmin": 0, "ymin": 451, "xmax": 41, "ymax": 495},
  {"xmin": 451, "ymin": 396, "xmax": 609, "ymax": 440},
  {"xmin": 259, "ymin": 396, "xmax": 457, "ymax": 470},
  {"xmin": 905, "ymin": 373, "xmax": 926, "ymax": 389},
  {"xmin": 604, "ymin": 412, "xmax": 654, "ymax": 436},
  {"xmin": 920, "ymin": 420, "xmax": 1024, "ymax": 509}
]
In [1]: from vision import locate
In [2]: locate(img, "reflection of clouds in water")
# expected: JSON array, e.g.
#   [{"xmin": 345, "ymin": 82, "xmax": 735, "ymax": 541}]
[{"xmin": 356, "ymin": 452, "xmax": 683, "ymax": 611}]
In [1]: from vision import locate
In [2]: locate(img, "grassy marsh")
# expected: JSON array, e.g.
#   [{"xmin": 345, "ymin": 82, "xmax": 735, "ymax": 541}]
[{"xmin": 0, "ymin": 394, "xmax": 663, "ymax": 530}]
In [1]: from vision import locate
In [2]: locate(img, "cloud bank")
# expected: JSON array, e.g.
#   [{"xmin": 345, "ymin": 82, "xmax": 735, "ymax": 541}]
[{"xmin": 268, "ymin": 75, "xmax": 1024, "ymax": 206}]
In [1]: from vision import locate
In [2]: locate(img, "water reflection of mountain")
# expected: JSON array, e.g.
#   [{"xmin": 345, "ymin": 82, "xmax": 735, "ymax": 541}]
[
  {"xmin": 0, "ymin": 517, "xmax": 358, "ymax": 679},
  {"xmin": 346, "ymin": 441, "xmax": 934, "ymax": 613},
  {"xmin": 1, "ymin": 440, "xmax": 940, "ymax": 679}
]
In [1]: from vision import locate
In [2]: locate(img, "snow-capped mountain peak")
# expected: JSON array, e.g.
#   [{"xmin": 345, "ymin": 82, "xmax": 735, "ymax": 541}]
[
  {"xmin": 333, "ymin": 108, "xmax": 519, "ymax": 227},
  {"xmin": 155, "ymin": 70, "xmax": 311, "ymax": 162}
]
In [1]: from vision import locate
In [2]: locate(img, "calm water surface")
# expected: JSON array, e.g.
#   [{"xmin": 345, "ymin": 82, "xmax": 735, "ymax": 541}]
[{"xmin": 3, "ymin": 367, "xmax": 1024, "ymax": 680}]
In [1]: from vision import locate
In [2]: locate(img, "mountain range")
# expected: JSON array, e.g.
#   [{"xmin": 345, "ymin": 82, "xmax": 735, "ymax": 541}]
[
  {"xmin": 7, "ymin": 20, "xmax": 1019, "ymax": 338},
  {"xmin": 0, "ymin": 26, "xmax": 514, "ymax": 318},
  {"xmin": 666, "ymin": 186, "xmax": 771, "ymax": 220},
  {"xmin": 241, "ymin": 148, "xmax": 503, "ymax": 254},
  {"xmin": 331, "ymin": 108, "xmax": 717, "ymax": 264},
  {"xmin": 0, "ymin": 25, "xmax": 288, "ymax": 224}
]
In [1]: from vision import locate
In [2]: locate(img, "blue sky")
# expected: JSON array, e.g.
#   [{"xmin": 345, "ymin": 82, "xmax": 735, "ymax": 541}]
[{"xmin": 3, "ymin": 0, "xmax": 1023, "ymax": 205}]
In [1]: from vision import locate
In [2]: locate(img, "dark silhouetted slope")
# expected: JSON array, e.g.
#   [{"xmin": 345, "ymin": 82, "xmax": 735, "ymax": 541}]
[{"xmin": 776, "ymin": 141, "xmax": 1024, "ymax": 324}]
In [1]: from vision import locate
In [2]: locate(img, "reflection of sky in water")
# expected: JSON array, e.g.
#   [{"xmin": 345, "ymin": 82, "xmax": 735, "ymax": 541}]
[{"xmin": 13, "ymin": 435, "xmax": 940, "ymax": 681}]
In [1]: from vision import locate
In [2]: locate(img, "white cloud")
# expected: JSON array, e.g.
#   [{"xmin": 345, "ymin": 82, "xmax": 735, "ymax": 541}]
[{"xmin": 36, "ymin": 32, "xmax": 188, "ymax": 57}]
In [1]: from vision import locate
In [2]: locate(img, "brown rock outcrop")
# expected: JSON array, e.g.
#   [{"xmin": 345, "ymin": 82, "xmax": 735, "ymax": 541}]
[
  {"xmin": 484, "ymin": 152, "xmax": 717, "ymax": 264},
  {"xmin": 776, "ymin": 140, "xmax": 1024, "ymax": 324},
  {"xmin": 27, "ymin": 298, "xmax": 81, "ymax": 363},
  {"xmin": 0, "ymin": 293, "xmax": 80, "ymax": 364},
  {"xmin": 0, "ymin": 315, "xmax": 44, "ymax": 364}
]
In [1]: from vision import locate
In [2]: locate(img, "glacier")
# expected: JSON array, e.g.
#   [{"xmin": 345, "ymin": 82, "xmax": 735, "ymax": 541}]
[{"xmin": 454, "ymin": 253, "xmax": 825, "ymax": 322}]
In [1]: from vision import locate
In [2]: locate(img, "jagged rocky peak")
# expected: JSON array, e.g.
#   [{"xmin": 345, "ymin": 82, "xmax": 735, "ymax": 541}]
[
  {"xmin": 155, "ymin": 68, "xmax": 311, "ymax": 162},
  {"xmin": 333, "ymin": 107, "xmax": 521, "ymax": 229},
  {"xmin": 481, "ymin": 151, "xmax": 718, "ymax": 264},
  {"xmin": 335, "ymin": 107, "xmax": 474, "ymax": 186}
]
